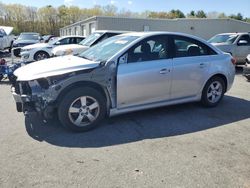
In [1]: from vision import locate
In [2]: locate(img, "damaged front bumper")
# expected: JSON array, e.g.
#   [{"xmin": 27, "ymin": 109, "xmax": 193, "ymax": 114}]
[{"xmin": 11, "ymin": 81, "xmax": 57, "ymax": 118}]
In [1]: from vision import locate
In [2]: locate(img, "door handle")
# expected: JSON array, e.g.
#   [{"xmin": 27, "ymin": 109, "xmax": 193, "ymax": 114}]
[
  {"xmin": 199, "ymin": 63, "xmax": 206, "ymax": 68},
  {"xmin": 159, "ymin": 68, "xmax": 168, "ymax": 74}
]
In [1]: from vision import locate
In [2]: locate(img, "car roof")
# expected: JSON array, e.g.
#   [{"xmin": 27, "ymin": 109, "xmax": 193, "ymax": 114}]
[
  {"xmin": 119, "ymin": 31, "xmax": 206, "ymax": 40},
  {"xmin": 216, "ymin": 32, "xmax": 249, "ymax": 35},
  {"xmin": 94, "ymin": 30, "xmax": 128, "ymax": 34},
  {"xmin": 60, "ymin": 35, "xmax": 85, "ymax": 38}
]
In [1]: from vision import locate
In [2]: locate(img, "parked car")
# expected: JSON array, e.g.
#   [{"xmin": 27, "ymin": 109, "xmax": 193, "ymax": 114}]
[
  {"xmin": 0, "ymin": 26, "xmax": 15, "ymax": 52},
  {"xmin": 12, "ymin": 32, "xmax": 41, "ymax": 56},
  {"xmin": 12, "ymin": 32, "xmax": 235, "ymax": 132},
  {"xmin": 20, "ymin": 36, "xmax": 85, "ymax": 62},
  {"xmin": 208, "ymin": 32, "xmax": 250, "ymax": 65},
  {"xmin": 243, "ymin": 54, "xmax": 250, "ymax": 81},
  {"xmin": 52, "ymin": 30, "xmax": 126, "ymax": 57}
]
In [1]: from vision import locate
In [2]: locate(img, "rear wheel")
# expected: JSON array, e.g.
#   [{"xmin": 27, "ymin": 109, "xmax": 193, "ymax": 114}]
[
  {"xmin": 201, "ymin": 77, "xmax": 225, "ymax": 107},
  {"xmin": 34, "ymin": 51, "xmax": 49, "ymax": 61},
  {"xmin": 58, "ymin": 87, "xmax": 106, "ymax": 132}
]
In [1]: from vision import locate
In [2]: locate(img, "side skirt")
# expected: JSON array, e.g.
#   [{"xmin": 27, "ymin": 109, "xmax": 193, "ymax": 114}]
[{"xmin": 109, "ymin": 95, "xmax": 201, "ymax": 117}]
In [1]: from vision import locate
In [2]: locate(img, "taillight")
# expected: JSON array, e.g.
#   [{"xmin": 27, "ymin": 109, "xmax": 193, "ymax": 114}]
[{"xmin": 231, "ymin": 57, "xmax": 236, "ymax": 65}]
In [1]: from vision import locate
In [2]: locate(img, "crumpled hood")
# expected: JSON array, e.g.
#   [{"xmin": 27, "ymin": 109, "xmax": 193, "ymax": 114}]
[
  {"xmin": 14, "ymin": 55, "xmax": 99, "ymax": 81},
  {"xmin": 0, "ymin": 26, "xmax": 13, "ymax": 35},
  {"xmin": 52, "ymin": 44, "xmax": 89, "ymax": 56},
  {"xmin": 22, "ymin": 43, "xmax": 49, "ymax": 50}
]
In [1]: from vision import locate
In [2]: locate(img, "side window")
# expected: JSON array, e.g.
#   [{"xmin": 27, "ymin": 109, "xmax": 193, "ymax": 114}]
[
  {"xmin": 70, "ymin": 38, "xmax": 76, "ymax": 44},
  {"xmin": 127, "ymin": 36, "xmax": 169, "ymax": 63},
  {"xmin": 238, "ymin": 35, "xmax": 250, "ymax": 45},
  {"xmin": 59, "ymin": 38, "xmax": 70, "ymax": 45},
  {"xmin": 76, "ymin": 37, "xmax": 84, "ymax": 44},
  {"xmin": 174, "ymin": 36, "xmax": 211, "ymax": 58}
]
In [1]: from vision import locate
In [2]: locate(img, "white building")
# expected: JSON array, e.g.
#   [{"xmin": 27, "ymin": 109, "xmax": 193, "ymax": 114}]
[{"xmin": 60, "ymin": 16, "xmax": 250, "ymax": 40}]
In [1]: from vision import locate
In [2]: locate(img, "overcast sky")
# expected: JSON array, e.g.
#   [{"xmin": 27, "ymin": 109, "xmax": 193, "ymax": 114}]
[{"xmin": 2, "ymin": 0, "xmax": 250, "ymax": 17}]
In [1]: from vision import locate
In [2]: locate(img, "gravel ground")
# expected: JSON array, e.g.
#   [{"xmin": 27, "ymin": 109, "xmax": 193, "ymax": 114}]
[{"xmin": 0, "ymin": 67, "xmax": 250, "ymax": 188}]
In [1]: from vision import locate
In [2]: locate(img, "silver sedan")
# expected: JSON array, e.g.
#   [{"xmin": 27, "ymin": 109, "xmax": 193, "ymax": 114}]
[{"xmin": 12, "ymin": 32, "xmax": 235, "ymax": 132}]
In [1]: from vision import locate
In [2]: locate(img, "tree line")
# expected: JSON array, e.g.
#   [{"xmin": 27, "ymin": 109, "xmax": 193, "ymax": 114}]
[{"xmin": 0, "ymin": 2, "xmax": 249, "ymax": 36}]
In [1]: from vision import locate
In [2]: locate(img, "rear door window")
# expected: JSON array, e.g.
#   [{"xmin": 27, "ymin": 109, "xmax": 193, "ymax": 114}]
[{"xmin": 173, "ymin": 36, "xmax": 216, "ymax": 58}]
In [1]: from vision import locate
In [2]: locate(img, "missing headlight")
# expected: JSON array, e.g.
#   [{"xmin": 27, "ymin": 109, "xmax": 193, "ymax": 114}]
[{"xmin": 37, "ymin": 78, "xmax": 49, "ymax": 89}]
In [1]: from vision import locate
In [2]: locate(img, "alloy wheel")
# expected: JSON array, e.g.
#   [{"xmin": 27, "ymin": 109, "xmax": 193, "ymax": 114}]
[
  {"xmin": 207, "ymin": 81, "xmax": 223, "ymax": 104},
  {"xmin": 68, "ymin": 96, "xmax": 100, "ymax": 127}
]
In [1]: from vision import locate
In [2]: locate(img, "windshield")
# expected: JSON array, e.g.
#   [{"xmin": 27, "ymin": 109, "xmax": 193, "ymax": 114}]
[
  {"xmin": 208, "ymin": 34, "xmax": 238, "ymax": 44},
  {"xmin": 18, "ymin": 33, "xmax": 40, "ymax": 40},
  {"xmin": 79, "ymin": 32, "xmax": 104, "ymax": 46},
  {"xmin": 79, "ymin": 35, "xmax": 139, "ymax": 62}
]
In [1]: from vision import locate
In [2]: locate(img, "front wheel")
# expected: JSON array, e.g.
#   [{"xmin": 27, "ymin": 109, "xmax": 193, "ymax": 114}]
[
  {"xmin": 245, "ymin": 75, "xmax": 250, "ymax": 81},
  {"xmin": 34, "ymin": 51, "xmax": 49, "ymax": 61},
  {"xmin": 58, "ymin": 87, "xmax": 106, "ymax": 132},
  {"xmin": 201, "ymin": 77, "xmax": 226, "ymax": 107}
]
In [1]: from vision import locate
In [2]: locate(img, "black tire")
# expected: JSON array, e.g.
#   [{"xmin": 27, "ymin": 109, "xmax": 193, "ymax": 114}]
[
  {"xmin": 0, "ymin": 74, "xmax": 3, "ymax": 82},
  {"xmin": 246, "ymin": 76, "xmax": 250, "ymax": 81},
  {"xmin": 201, "ymin": 76, "xmax": 226, "ymax": 107},
  {"xmin": 34, "ymin": 51, "xmax": 49, "ymax": 61},
  {"xmin": 58, "ymin": 87, "xmax": 106, "ymax": 132}
]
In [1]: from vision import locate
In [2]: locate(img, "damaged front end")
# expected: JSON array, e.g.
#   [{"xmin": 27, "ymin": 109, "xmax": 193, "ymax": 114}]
[{"xmin": 11, "ymin": 73, "xmax": 71, "ymax": 119}]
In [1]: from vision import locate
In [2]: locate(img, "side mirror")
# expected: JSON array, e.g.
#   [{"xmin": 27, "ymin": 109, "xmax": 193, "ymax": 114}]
[
  {"xmin": 55, "ymin": 41, "xmax": 61, "ymax": 45},
  {"xmin": 238, "ymin": 40, "xmax": 248, "ymax": 46},
  {"xmin": 118, "ymin": 53, "xmax": 128, "ymax": 64}
]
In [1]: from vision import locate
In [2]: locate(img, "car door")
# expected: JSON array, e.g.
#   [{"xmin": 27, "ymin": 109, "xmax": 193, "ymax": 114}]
[
  {"xmin": 235, "ymin": 34, "xmax": 250, "ymax": 62},
  {"xmin": 171, "ymin": 35, "xmax": 214, "ymax": 99},
  {"xmin": 117, "ymin": 35, "xmax": 173, "ymax": 109}
]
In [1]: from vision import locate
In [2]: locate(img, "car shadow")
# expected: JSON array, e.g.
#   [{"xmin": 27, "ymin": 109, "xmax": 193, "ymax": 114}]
[{"xmin": 25, "ymin": 95, "xmax": 250, "ymax": 148}]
